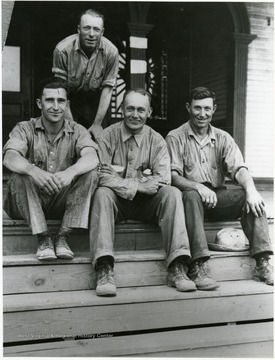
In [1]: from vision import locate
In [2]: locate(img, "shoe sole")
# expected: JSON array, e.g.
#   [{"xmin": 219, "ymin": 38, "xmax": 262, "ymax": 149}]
[
  {"xmin": 37, "ymin": 255, "xmax": 57, "ymax": 260},
  {"xmin": 196, "ymin": 284, "xmax": 220, "ymax": 291},
  {"xmin": 253, "ymin": 275, "xmax": 273, "ymax": 286},
  {"xmin": 56, "ymin": 253, "xmax": 74, "ymax": 259},
  {"xmin": 96, "ymin": 290, "xmax": 117, "ymax": 297},
  {"xmin": 167, "ymin": 280, "xmax": 197, "ymax": 292}
]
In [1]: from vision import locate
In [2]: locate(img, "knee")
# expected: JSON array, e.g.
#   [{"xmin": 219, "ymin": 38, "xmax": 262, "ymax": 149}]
[
  {"xmin": 158, "ymin": 185, "xmax": 182, "ymax": 204},
  {"xmin": 182, "ymin": 190, "xmax": 202, "ymax": 204},
  {"xmin": 94, "ymin": 187, "xmax": 116, "ymax": 203},
  {"xmin": 11, "ymin": 174, "xmax": 35, "ymax": 190},
  {"xmin": 80, "ymin": 169, "xmax": 99, "ymax": 186}
]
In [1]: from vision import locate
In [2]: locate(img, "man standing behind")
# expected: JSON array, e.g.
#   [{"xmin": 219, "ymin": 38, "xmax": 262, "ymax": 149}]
[
  {"xmin": 90, "ymin": 89, "xmax": 197, "ymax": 297},
  {"xmin": 52, "ymin": 9, "xmax": 119, "ymax": 139},
  {"xmin": 166, "ymin": 87, "xmax": 273, "ymax": 287},
  {"xmin": 3, "ymin": 78, "xmax": 99, "ymax": 261}
]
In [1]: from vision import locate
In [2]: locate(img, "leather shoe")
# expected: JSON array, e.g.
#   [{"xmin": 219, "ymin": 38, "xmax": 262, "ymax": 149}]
[{"xmin": 167, "ymin": 261, "xmax": 196, "ymax": 292}]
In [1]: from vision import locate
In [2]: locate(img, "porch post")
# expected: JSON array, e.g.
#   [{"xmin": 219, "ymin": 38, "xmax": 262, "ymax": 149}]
[
  {"xmin": 127, "ymin": 23, "xmax": 154, "ymax": 89},
  {"xmin": 233, "ymin": 32, "xmax": 257, "ymax": 156},
  {"xmin": 2, "ymin": 1, "xmax": 15, "ymax": 48}
]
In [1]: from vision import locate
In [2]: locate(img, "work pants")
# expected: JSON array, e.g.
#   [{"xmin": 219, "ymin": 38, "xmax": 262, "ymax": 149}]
[
  {"xmin": 182, "ymin": 187, "xmax": 273, "ymax": 259},
  {"xmin": 4, "ymin": 170, "xmax": 98, "ymax": 235},
  {"xmin": 89, "ymin": 186, "xmax": 191, "ymax": 269}
]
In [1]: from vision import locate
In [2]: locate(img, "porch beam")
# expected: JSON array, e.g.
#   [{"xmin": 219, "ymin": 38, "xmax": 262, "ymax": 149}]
[{"xmin": 233, "ymin": 32, "xmax": 257, "ymax": 157}]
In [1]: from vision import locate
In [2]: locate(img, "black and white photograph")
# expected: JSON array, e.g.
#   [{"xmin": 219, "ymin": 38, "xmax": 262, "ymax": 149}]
[{"xmin": 2, "ymin": 1, "xmax": 274, "ymax": 357}]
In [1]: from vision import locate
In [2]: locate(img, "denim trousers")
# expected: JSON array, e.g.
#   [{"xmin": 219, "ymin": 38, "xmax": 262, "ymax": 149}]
[
  {"xmin": 89, "ymin": 186, "xmax": 191, "ymax": 269},
  {"xmin": 4, "ymin": 169, "xmax": 98, "ymax": 235},
  {"xmin": 182, "ymin": 187, "xmax": 273, "ymax": 260}
]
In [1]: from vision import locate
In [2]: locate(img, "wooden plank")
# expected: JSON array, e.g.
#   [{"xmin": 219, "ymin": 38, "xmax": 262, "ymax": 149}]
[
  {"xmin": 140, "ymin": 341, "xmax": 273, "ymax": 358},
  {"xmin": 3, "ymin": 256, "xmax": 167, "ymax": 294},
  {"xmin": 3, "ymin": 282, "xmax": 273, "ymax": 343},
  {"xmin": 3, "ymin": 322, "xmax": 273, "ymax": 356},
  {"xmin": 4, "ymin": 280, "xmax": 272, "ymax": 312},
  {"xmin": 3, "ymin": 251, "xmax": 256, "ymax": 294}
]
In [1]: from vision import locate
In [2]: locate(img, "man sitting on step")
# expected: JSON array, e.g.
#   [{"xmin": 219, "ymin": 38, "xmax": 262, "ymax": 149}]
[
  {"xmin": 166, "ymin": 86, "xmax": 273, "ymax": 286},
  {"xmin": 3, "ymin": 78, "xmax": 99, "ymax": 261},
  {"xmin": 90, "ymin": 88, "xmax": 199, "ymax": 297}
]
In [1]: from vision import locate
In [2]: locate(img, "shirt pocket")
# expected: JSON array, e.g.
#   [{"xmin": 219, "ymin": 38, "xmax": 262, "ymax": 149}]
[{"xmin": 89, "ymin": 66, "xmax": 104, "ymax": 90}]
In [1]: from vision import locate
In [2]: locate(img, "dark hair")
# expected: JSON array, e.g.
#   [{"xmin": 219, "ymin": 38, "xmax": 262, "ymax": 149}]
[
  {"xmin": 37, "ymin": 77, "xmax": 68, "ymax": 99},
  {"xmin": 187, "ymin": 87, "xmax": 216, "ymax": 105},
  {"xmin": 122, "ymin": 88, "xmax": 152, "ymax": 106},
  {"xmin": 79, "ymin": 9, "xmax": 104, "ymax": 26}
]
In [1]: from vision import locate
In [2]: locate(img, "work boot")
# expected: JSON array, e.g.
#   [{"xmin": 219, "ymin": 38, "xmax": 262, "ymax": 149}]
[
  {"xmin": 36, "ymin": 234, "xmax": 57, "ymax": 260},
  {"xmin": 167, "ymin": 260, "xmax": 196, "ymax": 292},
  {"xmin": 96, "ymin": 263, "xmax": 117, "ymax": 296},
  {"xmin": 254, "ymin": 256, "xmax": 273, "ymax": 285},
  {"xmin": 188, "ymin": 260, "xmax": 219, "ymax": 290},
  {"xmin": 55, "ymin": 233, "xmax": 74, "ymax": 259}
]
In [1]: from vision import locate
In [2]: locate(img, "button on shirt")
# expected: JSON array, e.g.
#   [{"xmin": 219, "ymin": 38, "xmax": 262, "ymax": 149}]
[
  {"xmin": 3, "ymin": 117, "xmax": 98, "ymax": 173},
  {"xmin": 52, "ymin": 34, "xmax": 119, "ymax": 92},
  {"xmin": 97, "ymin": 122, "xmax": 171, "ymax": 200},
  {"xmin": 166, "ymin": 121, "xmax": 247, "ymax": 188}
]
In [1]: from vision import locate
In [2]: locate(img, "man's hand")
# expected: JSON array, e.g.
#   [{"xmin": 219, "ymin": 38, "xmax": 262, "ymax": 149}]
[
  {"xmin": 138, "ymin": 178, "xmax": 167, "ymax": 195},
  {"xmin": 29, "ymin": 166, "xmax": 62, "ymax": 196},
  {"xmin": 196, "ymin": 183, "xmax": 217, "ymax": 209},
  {"xmin": 53, "ymin": 169, "xmax": 76, "ymax": 189},
  {"xmin": 97, "ymin": 163, "xmax": 120, "ymax": 177},
  {"xmin": 88, "ymin": 123, "xmax": 103, "ymax": 140},
  {"xmin": 245, "ymin": 188, "xmax": 265, "ymax": 217}
]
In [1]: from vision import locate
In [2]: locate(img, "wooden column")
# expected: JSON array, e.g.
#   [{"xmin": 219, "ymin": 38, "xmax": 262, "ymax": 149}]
[
  {"xmin": 233, "ymin": 32, "xmax": 257, "ymax": 156},
  {"xmin": 2, "ymin": 1, "xmax": 15, "ymax": 48},
  {"xmin": 127, "ymin": 23, "xmax": 154, "ymax": 89}
]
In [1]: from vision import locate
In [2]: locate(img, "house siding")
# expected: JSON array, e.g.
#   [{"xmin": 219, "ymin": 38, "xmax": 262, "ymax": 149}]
[{"xmin": 245, "ymin": 2, "xmax": 273, "ymax": 178}]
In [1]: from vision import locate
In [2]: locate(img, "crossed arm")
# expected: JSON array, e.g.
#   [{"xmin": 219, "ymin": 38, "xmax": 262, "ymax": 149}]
[{"xmin": 3, "ymin": 147, "xmax": 99, "ymax": 197}]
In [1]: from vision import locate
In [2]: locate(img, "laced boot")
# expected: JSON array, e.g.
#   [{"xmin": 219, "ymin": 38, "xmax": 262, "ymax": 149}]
[
  {"xmin": 55, "ymin": 232, "xmax": 74, "ymax": 259},
  {"xmin": 167, "ymin": 259, "xmax": 196, "ymax": 292},
  {"xmin": 96, "ymin": 260, "xmax": 116, "ymax": 297},
  {"xmin": 188, "ymin": 260, "xmax": 219, "ymax": 290},
  {"xmin": 36, "ymin": 233, "xmax": 57, "ymax": 260},
  {"xmin": 254, "ymin": 256, "xmax": 273, "ymax": 285}
]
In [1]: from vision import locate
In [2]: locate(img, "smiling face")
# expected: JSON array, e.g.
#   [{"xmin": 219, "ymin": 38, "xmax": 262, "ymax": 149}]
[
  {"xmin": 186, "ymin": 97, "xmax": 217, "ymax": 133},
  {"xmin": 36, "ymin": 88, "xmax": 68, "ymax": 125},
  {"xmin": 122, "ymin": 92, "xmax": 152, "ymax": 134},
  {"xmin": 78, "ymin": 14, "xmax": 104, "ymax": 53}
]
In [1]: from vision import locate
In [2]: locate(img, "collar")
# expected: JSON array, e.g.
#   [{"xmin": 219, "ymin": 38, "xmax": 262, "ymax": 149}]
[
  {"xmin": 187, "ymin": 121, "xmax": 216, "ymax": 143},
  {"xmin": 121, "ymin": 122, "xmax": 144, "ymax": 147},
  {"xmin": 35, "ymin": 117, "xmax": 75, "ymax": 135}
]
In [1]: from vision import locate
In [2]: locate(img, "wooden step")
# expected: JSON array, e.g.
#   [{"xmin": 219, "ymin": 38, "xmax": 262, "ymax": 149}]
[
  {"xmin": 3, "ymin": 216, "xmax": 274, "ymax": 255},
  {"xmin": 3, "ymin": 250, "xmax": 257, "ymax": 294},
  {"xmin": 3, "ymin": 280, "xmax": 273, "ymax": 344},
  {"xmin": 3, "ymin": 322, "xmax": 273, "ymax": 357}
]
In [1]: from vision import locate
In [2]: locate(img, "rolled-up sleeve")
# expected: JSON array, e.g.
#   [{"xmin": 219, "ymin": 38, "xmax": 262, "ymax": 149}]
[
  {"xmin": 222, "ymin": 134, "xmax": 248, "ymax": 181},
  {"xmin": 52, "ymin": 48, "xmax": 68, "ymax": 80},
  {"xmin": 101, "ymin": 49, "xmax": 119, "ymax": 88},
  {"xmin": 166, "ymin": 135, "xmax": 184, "ymax": 176},
  {"xmin": 151, "ymin": 142, "xmax": 171, "ymax": 184},
  {"xmin": 74, "ymin": 125, "xmax": 98, "ymax": 158},
  {"xmin": 3, "ymin": 123, "xmax": 30, "ymax": 157},
  {"xmin": 97, "ymin": 136, "xmax": 138, "ymax": 200}
]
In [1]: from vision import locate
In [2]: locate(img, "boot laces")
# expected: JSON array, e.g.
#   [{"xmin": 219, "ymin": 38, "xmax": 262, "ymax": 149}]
[
  {"xmin": 56, "ymin": 234, "xmax": 70, "ymax": 249},
  {"xmin": 38, "ymin": 236, "xmax": 53, "ymax": 250}
]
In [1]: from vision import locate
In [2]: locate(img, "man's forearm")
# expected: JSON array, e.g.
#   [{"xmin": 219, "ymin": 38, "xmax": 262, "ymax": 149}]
[
  {"xmin": 93, "ymin": 86, "xmax": 113, "ymax": 125},
  {"xmin": 3, "ymin": 150, "xmax": 35, "ymax": 175},
  {"xmin": 66, "ymin": 150, "xmax": 99, "ymax": 178},
  {"xmin": 235, "ymin": 167, "xmax": 256, "ymax": 192},
  {"xmin": 171, "ymin": 171, "xmax": 201, "ymax": 191}
]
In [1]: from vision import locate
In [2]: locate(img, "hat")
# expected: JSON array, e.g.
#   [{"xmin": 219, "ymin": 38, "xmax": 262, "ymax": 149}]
[{"xmin": 208, "ymin": 228, "xmax": 249, "ymax": 252}]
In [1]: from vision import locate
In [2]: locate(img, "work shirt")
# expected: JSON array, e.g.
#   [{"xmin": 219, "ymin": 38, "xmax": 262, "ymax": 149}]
[
  {"xmin": 166, "ymin": 121, "xmax": 247, "ymax": 188},
  {"xmin": 3, "ymin": 117, "xmax": 98, "ymax": 173},
  {"xmin": 97, "ymin": 121, "xmax": 171, "ymax": 200},
  {"xmin": 52, "ymin": 34, "xmax": 119, "ymax": 93}
]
